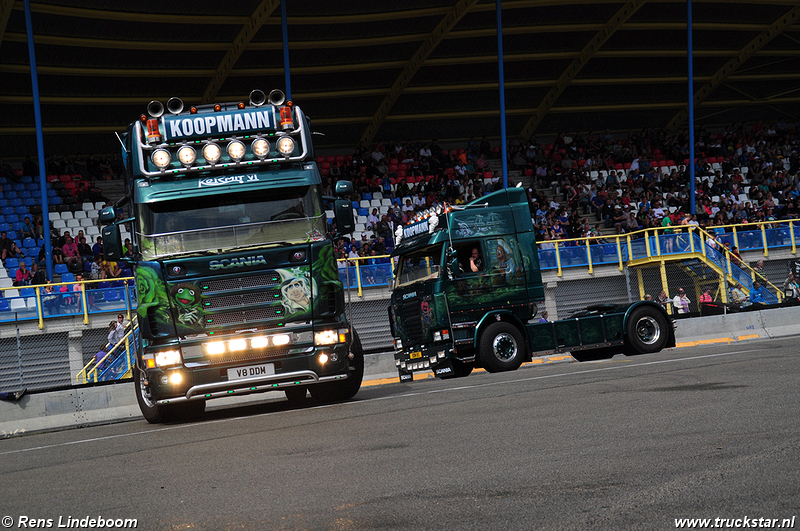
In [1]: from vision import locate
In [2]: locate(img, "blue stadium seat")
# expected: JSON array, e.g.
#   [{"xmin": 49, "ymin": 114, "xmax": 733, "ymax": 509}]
[
  {"xmin": 20, "ymin": 287, "xmax": 35, "ymax": 297},
  {"xmin": 0, "ymin": 223, "xmax": 8, "ymax": 232},
  {"xmin": 5, "ymin": 258, "xmax": 19, "ymax": 269},
  {"xmin": 54, "ymin": 263, "xmax": 69, "ymax": 275},
  {"xmin": 1, "ymin": 207, "xmax": 13, "ymax": 216},
  {"xmin": 60, "ymin": 272, "xmax": 75, "ymax": 283},
  {"xmin": 105, "ymin": 289, "xmax": 121, "ymax": 302},
  {"xmin": 22, "ymin": 238, "xmax": 35, "ymax": 248},
  {"xmin": 0, "ymin": 300, "xmax": 9, "ymax": 311},
  {"xmin": 16, "ymin": 206, "xmax": 28, "ymax": 215}
]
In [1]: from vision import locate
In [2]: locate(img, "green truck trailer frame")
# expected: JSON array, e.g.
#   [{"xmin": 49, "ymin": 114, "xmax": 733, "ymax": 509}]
[
  {"xmin": 101, "ymin": 89, "xmax": 361, "ymax": 422},
  {"xmin": 389, "ymin": 187, "xmax": 676, "ymax": 381}
]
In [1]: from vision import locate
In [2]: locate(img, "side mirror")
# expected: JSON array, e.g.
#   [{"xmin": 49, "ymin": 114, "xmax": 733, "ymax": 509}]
[
  {"xmin": 99, "ymin": 206, "xmax": 116, "ymax": 224},
  {"xmin": 334, "ymin": 199, "xmax": 355, "ymax": 235},
  {"xmin": 334, "ymin": 180, "xmax": 354, "ymax": 197},
  {"xmin": 101, "ymin": 224, "xmax": 125, "ymax": 262}
]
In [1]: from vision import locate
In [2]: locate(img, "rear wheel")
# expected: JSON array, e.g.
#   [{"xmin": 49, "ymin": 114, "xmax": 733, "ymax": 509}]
[
  {"xmin": 134, "ymin": 366, "xmax": 204, "ymax": 423},
  {"xmin": 479, "ymin": 321, "xmax": 525, "ymax": 373},
  {"xmin": 309, "ymin": 330, "xmax": 364, "ymax": 403},
  {"xmin": 627, "ymin": 306, "xmax": 669, "ymax": 354}
]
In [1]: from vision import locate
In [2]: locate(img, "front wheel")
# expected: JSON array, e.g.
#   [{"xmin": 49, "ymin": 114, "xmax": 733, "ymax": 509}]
[
  {"xmin": 479, "ymin": 321, "xmax": 525, "ymax": 373},
  {"xmin": 309, "ymin": 330, "xmax": 364, "ymax": 403},
  {"xmin": 134, "ymin": 366, "xmax": 205, "ymax": 423},
  {"xmin": 626, "ymin": 306, "xmax": 669, "ymax": 354}
]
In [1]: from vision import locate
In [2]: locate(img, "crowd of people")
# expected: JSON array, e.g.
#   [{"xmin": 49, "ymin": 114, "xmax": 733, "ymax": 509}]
[{"xmin": 321, "ymin": 122, "xmax": 800, "ymax": 255}]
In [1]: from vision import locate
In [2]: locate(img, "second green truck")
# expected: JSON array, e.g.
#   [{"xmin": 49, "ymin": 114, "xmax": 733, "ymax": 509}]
[{"xmin": 389, "ymin": 187, "xmax": 675, "ymax": 381}]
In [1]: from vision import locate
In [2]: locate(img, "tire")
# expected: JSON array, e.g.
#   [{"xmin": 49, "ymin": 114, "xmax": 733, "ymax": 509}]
[
  {"xmin": 284, "ymin": 386, "xmax": 308, "ymax": 403},
  {"xmin": 438, "ymin": 360, "xmax": 473, "ymax": 379},
  {"xmin": 134, "ymin": 365, "xmax": 204, "ymax": 423},
  {"xmin": 626, "ymin": 306, "xmax": 669, "ymax": 354},
  {"xmin": 479, "ymin": 321, "xmax": 525, "ymax": 373},
  {"xmin": 309, "ymin": 330, "xmax": 364, "ymax": 403}
]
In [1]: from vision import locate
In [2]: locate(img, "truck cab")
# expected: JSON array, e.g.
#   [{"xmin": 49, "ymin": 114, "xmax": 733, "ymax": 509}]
[{"xmin": 102, "ymin": 89, "xmax": 362, "ymax": 422}]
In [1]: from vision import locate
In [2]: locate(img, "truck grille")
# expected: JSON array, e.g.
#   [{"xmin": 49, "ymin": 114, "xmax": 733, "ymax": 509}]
[
  {"xmin": 204, "ymin": 290, "xmax": 280, "ymax": 309},
  {"xmin": 402, "ymin": 300, "xmax": 424, "ymax": 342},
  {"xmin": 204, "ymin": 273, "xmax": 281, "ymax": 292},
  {"xmin": 207, "ymin": 349, "xmax": 290, "ymax": 366},
  {"xmin": 206, "ymin": 307, "xmax": 283, "ymax": 326}
]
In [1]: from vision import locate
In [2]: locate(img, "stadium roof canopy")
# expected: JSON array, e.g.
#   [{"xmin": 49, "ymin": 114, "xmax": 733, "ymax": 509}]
[{"xmin": 2, "ymin": 0, "xmax": 800, "ymax": 158}]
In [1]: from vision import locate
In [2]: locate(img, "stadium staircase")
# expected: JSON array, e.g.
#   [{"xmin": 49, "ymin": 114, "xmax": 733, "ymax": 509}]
[{"xmin": 76, "ymin": 318, "xmax": 139, "ymax": 384}]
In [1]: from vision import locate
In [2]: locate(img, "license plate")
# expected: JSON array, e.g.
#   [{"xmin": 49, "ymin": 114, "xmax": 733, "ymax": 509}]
[
  {"xmin": 409, "ymin": 351, "xmax": 422, "ymax": 359},
  {"xmin": 227, "ymin": 363, "xmax": 275, "ymax": 380}
]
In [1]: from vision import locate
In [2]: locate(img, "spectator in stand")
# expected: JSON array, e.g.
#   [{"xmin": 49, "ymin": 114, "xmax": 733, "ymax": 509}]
[
  {"xmin": 92, "ymin": 236, "xmax": 103, "ymax": 260},
  {"xmin": 14, "ymin": 261, "xmax": 31, "ymax": 286},
  {"xmin": 77, "ymin": 236, "xmax": 93, "ymax": 265},
  {"xmin": 20, "ymin": 216, "xmax": 36, "ymax": 241},
  {"xmin": 0, "ymin": 231, "xmax": 23, "ymax": 262},
  {"xmin": 750, "ymin": 281, "xmax": 767, "ymax": 306},
  {"xmin": 782, "ymin": 272, "xmax": 799, "ymax": 300},
  {"xmin": 62, "ymin": 235, "xmax": 82, "ymax": 273},
  {"xmin": 30, "ymin": 262, "xmax": 46, "ymax": 285}
]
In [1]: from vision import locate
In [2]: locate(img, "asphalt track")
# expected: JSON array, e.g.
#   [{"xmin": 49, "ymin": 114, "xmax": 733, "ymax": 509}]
[{"xmin": 0, "ymin": 338, "xmax": 798, "ymax": 531}]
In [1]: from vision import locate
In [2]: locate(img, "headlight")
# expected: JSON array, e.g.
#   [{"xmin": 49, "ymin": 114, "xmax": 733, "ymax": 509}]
[
  {"xmin": 252, "ymin": 138, "xmax": 270, "ymax": 159},
  {"xmin": 227, "ymin": 140, "xmax": 245, "ymax": 162},
  {"xmin": 155, "ymin": 350, "xmax": 182, "ymax": 368},
  {"xmin": 205, "ymin": 342, "xmax": 225, "ymax": 355},
  {"xmin": 228, "ymin": 338, "xmax": 247, "ymax": 352},
  {"xmin": 177, "ymin": 145, "xmax": 196, "ymax": 167},
  {"xmin": 276, "ymin": 136, "xmax": 295, "ymax": 156},
  {"xmin": 151, "ymin": 149, "xmax": 171, "ymax": 170},
  {"xmin": 272, "ymin": 334, "xmax": 291, "ymax": 346},
  {"xmin": 314, "ymin": 329, "xmax": 347, "ymax": 346},
  {"xmin": 251, "ymin": 336, "xmax": 269, "ymax": 348},
  {"xmin": 203, "ymin": 142, "xmax": 221, "ymax": 164}
]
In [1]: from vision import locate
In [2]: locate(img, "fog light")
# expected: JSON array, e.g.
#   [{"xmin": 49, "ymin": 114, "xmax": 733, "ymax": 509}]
[
  {"xmin": 330, "ymin": 352, "xmax": 339, "ymax": 362},
  {"xmin": 177, "ymin": 145, "xmax": 196, "ymax": 167},
  {"xmin": 395, "ymin": 359, "xmax": 401, "ymax": 367},
  {"xmin": 400, "ymin": 361, "xmax": 406, "ymax": 369},
  {"xmin": 272, "ymin": 334, "xmax": 291, "ymax": 346},
  {"xmin": 277, "ymin": 136, "xmax": 295, "ymax": 156},
  {"xmin": 251, "ymin": 336, "xmax": 269, "ymax": 348},
  {"xmin": 228, "ymin": 339, "xmax": 247, "ymax": 352},
  {"xmin": 423, "ymin": 361, "xmax": 430, "ymax": 369},
  {"xmin": 319, "ymin": 353, "xmax": 329, "ymax": 364},
  {"xmin": 430, "ymin": 356, "xmax": 437, "ymax": 363},
  {"xmin": 252, "ymin": 138, "xmax": 270, "ymax": 159},
  {"xmin": 169, "ymin": 372, "xmax": 183, "ymax": 384},
  {"xmin": 227, "ymin": 139, "xmax": 245, "ymax": 162},
  {"xmin": 160, "ymin": 375, "xmax": 168, "ymax": 385},
  {"xmin": 438, "ymin": 351, "xmax": 446, "ymax": 358},
  {"xmin": 433, "ymin": 331, "xmax": 441, "ymax": 341}
]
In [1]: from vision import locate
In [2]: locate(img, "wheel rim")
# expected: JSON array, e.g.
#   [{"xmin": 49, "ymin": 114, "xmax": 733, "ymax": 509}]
[
  {"xmin": 137, "ymin": 370, "xmax": 156, "ymax": 408},
  {"xmin": 492, "ymin": 333, "xmax": 518, "ymax": 361},
  {"xmin": 635, "ymin": 316, "xmax": 661, "ymax": 345}
]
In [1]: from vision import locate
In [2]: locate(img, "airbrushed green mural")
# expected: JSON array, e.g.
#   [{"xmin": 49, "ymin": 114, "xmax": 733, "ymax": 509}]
[{"xmin": 135, "ymin": 247, "xmax": 336, "ymax": 337}]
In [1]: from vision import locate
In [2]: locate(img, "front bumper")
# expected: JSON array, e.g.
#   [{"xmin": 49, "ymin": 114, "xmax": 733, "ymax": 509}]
[
  {"xmin": 394, "ymin": 342, "xmax": 454, "ymax": 376},
  {"xmin": 145, "ymin": 342, "xmax": 351, "ymax": 403}
]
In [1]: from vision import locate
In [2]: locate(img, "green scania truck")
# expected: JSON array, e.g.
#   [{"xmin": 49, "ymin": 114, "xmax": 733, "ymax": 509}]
[
  {"xmin": 101, "ymin": 89, "xmax": 361, "ymax": 422},
  {"xmin": 389, "ymin": 187, "xmax": 675, "ymax": 381}
]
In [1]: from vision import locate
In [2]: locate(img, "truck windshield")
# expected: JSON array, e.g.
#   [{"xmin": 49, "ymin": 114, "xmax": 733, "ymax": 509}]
[
  {"xmin": 395, "ymin": 246, "xmax": 442, "ymax": 288},
  {"xmin": 136, "ymin": 185, "xmax": 325, "ymax": 259}
]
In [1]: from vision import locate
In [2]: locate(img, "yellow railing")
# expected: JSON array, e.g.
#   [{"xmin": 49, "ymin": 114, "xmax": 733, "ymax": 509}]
[
  {"xmin": 538, "ymin": 217, "xmax": 799, "ymax": 279},
  {"xmin": 0, "ymin": 276, "xmax": 134, "ymax": 329},
  {"xmin": 76, "ymin": 317, "xmax": 138, "ymax": 384},
  {"xmin": 336, "ymin": 254, "xmax": 394, "ymax": 296}
]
